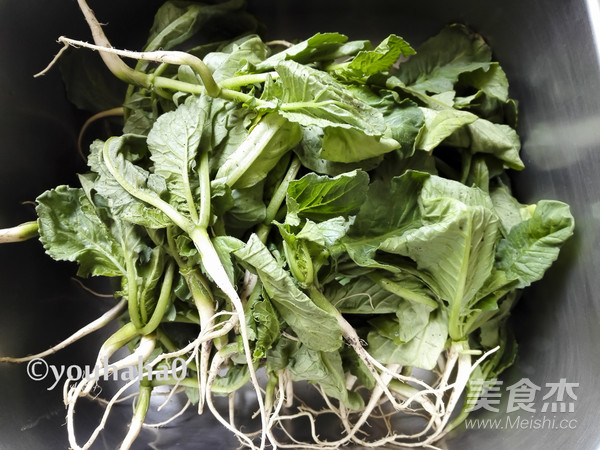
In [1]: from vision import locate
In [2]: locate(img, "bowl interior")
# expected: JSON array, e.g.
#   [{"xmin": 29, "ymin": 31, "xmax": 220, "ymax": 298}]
[{"xmin": 1, "ymin": 1, "xmax": 599, "ymax": 448}]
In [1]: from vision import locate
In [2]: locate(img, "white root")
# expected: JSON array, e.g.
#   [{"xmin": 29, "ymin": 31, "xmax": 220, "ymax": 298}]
[
  {"xmin": 155, "ymin": 385, "xmax": 184, "ymax": 412},
  {"xmin": 62, "ymin": 309, "xmax": 236, "ymax": 450},
  {"xmin": 144, "ymin": 399, "xmax": 192, "ymax": 428},
  {"xmin": 70, "ymin": 277, "xmax": 115, "ymax": 297},
  {"xmin": 52, "ymin": 36, "xmax": 205, "ymax": 77},
  {"xmin": 272, "ymin": 410, "xmax": 341, "ymax": 450},
  {"xmin": 0, "ymin": 299, "xmax": 126, "ymax": 363},
  {"xmin": 264, "ymin": 343, "xmax": 500, "ymax": 449},
  {"xmin": 337, "ymin": 313, "xmax": 434, "ymax": 411},
  {"xmin": 66, "ymin": 376, "xmax": 140, "ymax": 450},
  {"xmin": 265, "ymin": 374, "xmax": 287, "ymax": 445},
  {"xmin": 81, "ymin": 390, "xmax": 139, "ymax": 407},
  {"xmin": 205, "ymin": 352, "xmax": 257, "ymax": 449},
  {"xmin": 34, "ymin": 41, "xmax": 70, "ymax": 78},
  {"xmin": 424, "ymin": 345, "xmax": 500, "ymax": 444}
]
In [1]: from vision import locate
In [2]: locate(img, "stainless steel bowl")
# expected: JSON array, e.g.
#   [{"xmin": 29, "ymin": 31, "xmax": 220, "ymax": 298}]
[{"xmin": 1, "ymin": 1, "xmax": 599, "ymax": 448}]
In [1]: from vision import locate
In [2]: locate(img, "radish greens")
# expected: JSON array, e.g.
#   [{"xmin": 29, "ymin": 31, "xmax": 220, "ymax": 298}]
[{"xmin": 0, "ymin": 1, "xmax": 574, "ymax": 449}]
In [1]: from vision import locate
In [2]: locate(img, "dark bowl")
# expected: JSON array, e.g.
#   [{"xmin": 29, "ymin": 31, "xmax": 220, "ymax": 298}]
[{"xmin": 1, "ymin": 1, "xmax": 599, "ymax": 449}]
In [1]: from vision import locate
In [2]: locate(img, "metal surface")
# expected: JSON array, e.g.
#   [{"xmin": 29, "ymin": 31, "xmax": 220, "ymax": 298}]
[{"xmin": 1, "ymin": 0, "xmax": 600, "ymax": 449}]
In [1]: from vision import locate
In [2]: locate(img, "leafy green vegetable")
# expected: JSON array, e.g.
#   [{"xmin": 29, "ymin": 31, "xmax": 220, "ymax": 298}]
[
  {"xmin": 36, "ymin": 186, "xmax": 129, "ymax": 277},
  {"xmin": 392, "ymin": 24, "xmax": 492, "ymax": 95},
  {"xmin": 286, "ymin": 170, "xmax": 369, "ymax": 222},
  {"xmin": 0, "ymin": 5, "xmax": 575, "ymax": 450},
  {"xmin": 495, "ymin": 199, "xmax": 575, "ymax": 288},
  {"xmin": 333, "ymin": 34, "xmax": 415, "ymax": 81},
  {"xmin": 234, "ymin": 234, "xmax": 342, "ymax": 352},
  {"xmin": 367, "ymin": 308, "xmax": 448, "ymax": 370}
]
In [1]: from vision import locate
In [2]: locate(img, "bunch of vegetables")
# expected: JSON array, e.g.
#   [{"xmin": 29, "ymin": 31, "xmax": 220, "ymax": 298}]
[{"xmin": 0, "ymin": 0, "xmax": 574, "ymax": 449}]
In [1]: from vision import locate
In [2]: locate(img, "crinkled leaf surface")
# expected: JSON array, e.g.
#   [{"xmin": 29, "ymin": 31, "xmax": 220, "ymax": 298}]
[
  {"xmin": 367, "ymin": 309, "xmax": 448, "ymax": 370},
  {"xmin": 335, "ymin": 34, "xmax": 415, "ymax": 81},
  {"xmin": 495, "ymin": 200, "xmax": 574, "ymax": 289},
  {"xmin": 233, "ymin": 234, "xmax": 342, "ymax": 352},
  {"xmin": 88, "ymin": 137, "xmax": 172, "ymax": 228},
  {"xmin": 343, "ymin": 170, "xmax": 429, "ymax": 269},
  {"xmin": 286, "ymin": 170, "xmax": 369, "ymax": 222},
  {"xmin": 394, "ymin": 24, "xmax": 492, "ymax": 95},
  {"xmin": 274, "ymin": 60, "xmax": 388, "ymax": 137},
  {"xmin": 252, "ymin": 32, "xmax": 349, "ymax": 72},
  {"xmin": 37, "ymin": 186, "xmax": 127, "ymax": 277},
  {"xmin": 287, "ymin": 344, "xmax": 364, "ymax": 410},
  {"xmin": 381, "ymin": 176, "xmax": 500, "ymax": 339},
  {"xmin": 147, "ymin": 96, "xmax": 205, "ymax": 212}
]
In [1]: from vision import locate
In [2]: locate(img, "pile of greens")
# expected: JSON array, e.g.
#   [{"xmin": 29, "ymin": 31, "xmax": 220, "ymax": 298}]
[{"xmin": 0, "ymin": 1, "xmax": 574, "ymax": 449}]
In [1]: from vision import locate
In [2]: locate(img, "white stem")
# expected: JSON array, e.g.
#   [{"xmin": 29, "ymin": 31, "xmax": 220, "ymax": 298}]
[
  {"xmin": 82, "ymin": 335, "xmax": 156, "ymax": 395},
  {"xmin": 119, "ymin": 386, "xmax": 151, "ymax": 450},
  {"xmin": 191, "ymin": 227, "xmax": 268, "ymax": 449}
]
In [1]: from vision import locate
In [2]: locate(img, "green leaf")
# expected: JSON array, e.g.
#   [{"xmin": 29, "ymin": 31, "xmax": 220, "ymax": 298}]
[
  {"xmin": 381, "ymin": 176, "xmax": 500, "ymax": 340},
  {"xmin": 458, "ymin": 62, "xmax": 510, "ymax": 103},
  {"xmin": 274, "ymin": 60, "xmax": 388, "ymax": 137},
  {"xmin": 495, "ymin": 200, "xmax": 574, "ymax": 289},
  {"xmin": 224, "ymin": 185, "xmax": 267, "ymax": 235},
  {"xmin": 326, "ymin": 276, "xmax": 407, "ymax": 314},
  {"xmin": 215, "ymin": 113, "xmax": 302, "ymax": 189},
  {"xmin": 286, "ymin": 170, "xmax": 369, "ymax": 222},
  {"xmin": 266, "ymin": 337, "xmax": 299, "ymax": 374},
  {"xmin": 415, "ymin": 107, "xmax": 478, "ymax": 152},
  {"xmin": 36, "ymin": 186, "xmax": 127, "ymax": 277},
  {"xmin": 461, "ymin": 154, "xmax": 494, "ymax": 192},
  {"xmin": 370, "ymin": 271, "xmax": 439, "ymax": 309},
  {"xmin": 211, "ymin": 364, "xmax": 250, "ymax": 396},
  {"xmin": 349, "ymin": 171, "xmax": 428, "ymax": 238},
  {"xmin": 343, "ymin": 171, "xmax": 429, "ymax": 269},
  {"xmin": 464, "ymin": 119, "xmax": 524, "ymax": 170},
  {"xmin": 204, "ymin": 35, "xmax": 270, "ymax": 82},
  {"xmin": 394, "ymin": 24, "xmax": 492, "ymax": 95},
  {"xmin": 477, "ymin": 297, "xmax": 519, "ymax": 380},
  {"xmin": 287, "ymin": 344, "xmax": 364, "ymax": 410},
  {"xmin": 252, "ymin": 32, "xmax": 349, "ymax": 72},
  {"xmin": 211, "ymin": 235, "xmax": 244, "ymax": 284},
  {"xmin": 379, "ymin": 97, "xmax": 425, "ymax": 154},
  {"xmin": 233, "ymin": 234, "xmax": 342, "ymax": 352},
  {"xmin": 395, "ymin": 301, "xmax": 436, "ymax": 342},
  {"xmin": 137, "ymin": 247, "xmax": 168, "ymax": 317},
  {"xmin": 320, "ymin": 127, "xmax": 400, "ymax": 163},
  {"xmin": 296, "ymin": 217, "xmax": 351, "ymax": 248},
  {"xmin": 144, "ymin": 1, "xmax": 211, "ymax": 52},
  {"xmin": 340, "ymin": 345, "xmax": 376, "ymax": 390},
  {"xmin": 88, "ymin": 137, "xmax": 171, "ymax": 229},
  {"xmin": 147, "ymin": 96, "xmax": 205, "ymax": 214},
  {"xmin": 202, "ymin": 97, "xmax": 255, "ymax": 174},
  {"xmin": 335, "ymin": 34, "xmax": 415, "ymax": 81},
  {"xmin": 489, "ymin": 182, "xmax": 533, "ymax": 236},
  {"xmin": 367, "ymin": 309, "xmax": 448, "ymax": 370},
  {"xmin": 295, "ymin": 125, "xmax": 384, "ymax": 176},
  {"xmin": 247, "ymin": 290, "xmax": 281, "ymax": 360}
]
